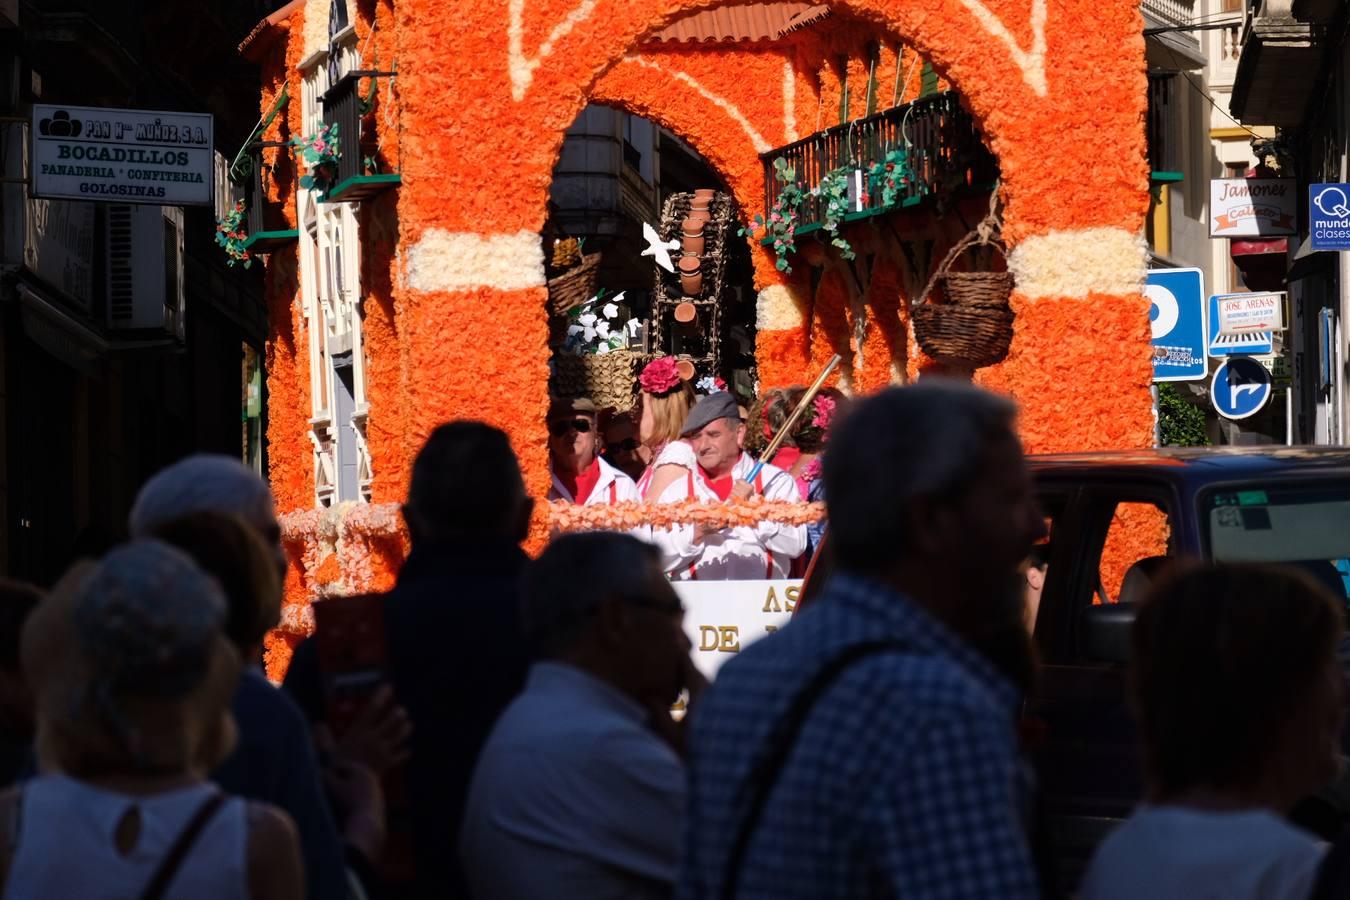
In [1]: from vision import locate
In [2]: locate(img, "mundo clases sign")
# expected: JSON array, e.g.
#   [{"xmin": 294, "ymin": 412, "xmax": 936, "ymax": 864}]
[
  {"xmin": 1209, "ymin": 178, "xmax": 1296, "ymax": 238},
  {"xmin": 31, "ymin": 105, "xmax": 213, "ymax": 207},
  {"xmin": 1310, "ymin": 184, "xmax": 1350, "ymax": 251}
]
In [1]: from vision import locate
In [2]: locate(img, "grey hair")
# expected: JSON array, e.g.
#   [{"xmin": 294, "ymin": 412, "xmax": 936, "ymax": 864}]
[
  {"xmin": 522, "ymin": 533, "xmax": 662, "ymax": 656},
  {"xmin": 129, "ymin": 455, "xmax": 275, "ymax": 538},
  {"xmin": 74, "ymin": 539, "xmax": 227, "ymax": 700},
  {"xmin": 823, "ymin": 380, "xmax": 1018, "ymax": 572}
]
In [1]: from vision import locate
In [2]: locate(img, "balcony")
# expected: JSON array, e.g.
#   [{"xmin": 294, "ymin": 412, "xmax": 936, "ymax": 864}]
[
  {"xmin": 1142, "ymin": 0, "xmax": 1203, "ymax": 68},
  {"xmin": 1230, "ymin": 0, "xmax": 1330, "ymax": 127},
  {"xmin": 760, "ymin": 91, "xmax": 998, "ymax": 239},
  {"xmin": 319, "ymin": 70, "xmax": 400, "ymax": 203},
  {"xmin": 237, "ymin": 141, "xmax": 298, "ymax": 254},
  {"xmin": 1147, "ymin": 74, "xmax": 1183, "ymax": 182}
]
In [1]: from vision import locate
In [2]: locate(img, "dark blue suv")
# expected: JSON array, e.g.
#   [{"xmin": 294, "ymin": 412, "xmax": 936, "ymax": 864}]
[{"xmin": 1027, "ymin": 447, "xmax": 1350, "ymax": 888}]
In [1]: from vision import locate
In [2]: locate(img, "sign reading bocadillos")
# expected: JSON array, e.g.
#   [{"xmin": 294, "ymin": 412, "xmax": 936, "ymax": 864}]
[
  {"xmin": 31, "ymin": 105, "xmax": 213, "ymax": 207},
  {"xmin": 1209, "ymin": 178, "xmax": 1297, "ymax": 238}
]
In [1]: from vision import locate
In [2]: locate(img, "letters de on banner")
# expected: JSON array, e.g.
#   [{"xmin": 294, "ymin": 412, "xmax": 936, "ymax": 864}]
[
  {"xmin": 1216, "ymin": 292, "xmax": 1285, "ymax": 336},
  {"xmin": 31, "ymin": 104, "xmax": 214, "ymax": 207},
  {"xmin": 1209, "ymin": 178, "xmax": 1297, "ymax": 238},
  {"xmin": 675, "ymin": 580, "xmax": 799, "ymax": 678}
]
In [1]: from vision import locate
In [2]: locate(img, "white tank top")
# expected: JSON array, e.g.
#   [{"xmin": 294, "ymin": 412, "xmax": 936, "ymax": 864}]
[{"xmin": 4, "ymin": 775, "xmax": 249, "ymax": 900}]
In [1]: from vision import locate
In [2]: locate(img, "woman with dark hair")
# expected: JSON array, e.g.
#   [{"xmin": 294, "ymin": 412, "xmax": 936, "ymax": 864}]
[
  {"xmin": 1080, "ymin": 563, "xmax": 1346, "ymax": 900},
  {"xmin": 766, "ymin": 386, "xmax": 846, "ymax": 569}
]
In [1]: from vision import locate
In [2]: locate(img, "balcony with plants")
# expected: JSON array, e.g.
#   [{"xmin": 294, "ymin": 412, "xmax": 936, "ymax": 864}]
[
  {"xmin": 318, "ymin": 69, "xmax": 400, "ymax": 202},
  {"xmin": 751, "ymin": 90, "xmax": 998, "ymax": 273}
]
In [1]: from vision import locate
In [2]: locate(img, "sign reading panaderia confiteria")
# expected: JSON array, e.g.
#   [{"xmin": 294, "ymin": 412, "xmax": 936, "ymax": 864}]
[{"xmin": 31, "ymin": 105, "xmax": 213, "ymax": 206}]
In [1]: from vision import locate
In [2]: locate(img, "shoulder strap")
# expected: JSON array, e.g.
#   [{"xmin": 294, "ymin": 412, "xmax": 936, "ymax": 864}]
[
  {"xmin": 139, "ymin": 791, "xmax": 228, "ymax": 900},
  {"xmin": 719, "ymin": 640, "xmax": 904, "ymax": 900}
]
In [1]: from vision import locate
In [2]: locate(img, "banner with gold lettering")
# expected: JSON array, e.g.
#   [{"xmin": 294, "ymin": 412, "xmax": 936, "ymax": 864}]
[{"xmin": 674, "ymin": 580, "xmax": 801, "ymax": 678}]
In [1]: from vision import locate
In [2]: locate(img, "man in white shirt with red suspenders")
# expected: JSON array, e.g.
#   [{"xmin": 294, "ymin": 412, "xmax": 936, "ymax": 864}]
[
  {"xmin": 651, "ymin": 392, "xmax": 806, "ymax": 580},
  {"xmin": 547, "ymin": 398, "xmax": 644, "ymax": 540}
]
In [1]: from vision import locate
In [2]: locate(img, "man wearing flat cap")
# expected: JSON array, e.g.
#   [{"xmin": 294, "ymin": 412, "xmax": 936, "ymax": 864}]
[
  {"xmin": 547, "ymin": 397, "xmax": 641, "ymax": 510},
  {"xmin": 650, "ymin": 392, "xmax": 806, "ymax": 580}
]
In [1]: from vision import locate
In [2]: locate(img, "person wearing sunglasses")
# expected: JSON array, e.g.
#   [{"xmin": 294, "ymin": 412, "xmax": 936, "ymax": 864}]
[
  {"xmin": 600, "ymin": 412, "xmax": 648, "ymax": 483},
  {"xmin": 547, "ymin": 397, "xmax": 642, "ymax": 523}
]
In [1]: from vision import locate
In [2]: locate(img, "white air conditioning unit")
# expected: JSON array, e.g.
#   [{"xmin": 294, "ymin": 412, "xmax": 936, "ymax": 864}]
[{"xmin": 105, "ymin": 204, "xmax": 185, "ymax": 342}]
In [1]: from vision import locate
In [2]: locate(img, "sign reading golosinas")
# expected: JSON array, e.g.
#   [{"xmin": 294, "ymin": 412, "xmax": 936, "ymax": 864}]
[{"xmin": 31, "ymin": 104, "xmax": 213, "ymax": 207}]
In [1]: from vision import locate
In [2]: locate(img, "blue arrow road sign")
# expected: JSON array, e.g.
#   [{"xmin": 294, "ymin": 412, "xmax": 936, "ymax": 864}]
[
  {"xmin": 1208, "ymin": 293, "xmax": 1273, "ymax": 357},
  {"xmin": 1146, "ymin": 268, "xmax": 1207, "ymax": 382},
  {"xmin": 1310, "ymin": 183, "xmax": 1350, "ymax": 251},
  {"xmin": 1211, "ymin": 356, "xmax": 1273, "ymax": 420}
]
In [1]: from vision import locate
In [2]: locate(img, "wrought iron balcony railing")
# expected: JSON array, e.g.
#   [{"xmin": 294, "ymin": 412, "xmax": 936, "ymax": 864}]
[
  {"xmin": 237, "ymin": 141, "xmax": 298, "ymax": 252},
  {"xmin": 319, "ymin": 70, "xmax": 400, "ymax": 202},
  {"xmin": 1147, "ymin": 73, "xmax": 1183, "ymax": 177},
  {"xmin": 760, "ymin": 91, "xmax": 998, "ymax": 233}
]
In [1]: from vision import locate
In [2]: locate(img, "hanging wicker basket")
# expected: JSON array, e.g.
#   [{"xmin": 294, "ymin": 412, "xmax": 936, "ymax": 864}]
[
  {"xmin": 550, "ymin": 350, "xmax": 639, "ymax": 412},
  {"xmin": 547, "ymin": 253, "xmax": 601, "ymax": 316},
  {"xmin": 912, "ymin": 228, "xmax": 1015, "ymax": 369}
]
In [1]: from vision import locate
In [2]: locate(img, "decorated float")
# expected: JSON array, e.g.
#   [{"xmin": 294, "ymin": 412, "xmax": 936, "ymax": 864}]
[{"xmin": 237, "ymin": 0, "xmax": 1160, "ymax": 678}]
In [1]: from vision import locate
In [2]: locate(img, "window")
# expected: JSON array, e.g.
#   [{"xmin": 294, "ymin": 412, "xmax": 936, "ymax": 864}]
[
  {"xmin": 1098, "ymin": 501, "xmax": 1172, "ymax": 605},
  {"xmin": 1203, "ymin": 483, "xmax": 1350, "ymax": 603}
]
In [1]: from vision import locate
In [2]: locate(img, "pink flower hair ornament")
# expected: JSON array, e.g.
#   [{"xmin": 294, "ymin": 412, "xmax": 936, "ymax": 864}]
[
  {"xmin": 811, "ymin": 395, "xmax": 837, "ymax": 431},
  {"xmin": 639, "ymin": 356, "xmax": 683, "ymax": 395}
]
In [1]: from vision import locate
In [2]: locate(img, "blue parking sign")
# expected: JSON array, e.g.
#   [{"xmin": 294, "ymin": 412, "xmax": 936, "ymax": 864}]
[
  {"xmin": 1310, "ymin": 184, "xmax": 1350, "ymax": 251},
  {"xmin": 1146, "ymin": 268, "xmax": 1206, "ymax": 382},
  {"xmin": 1211, "ymin": 357, "xmax": 1272, "ymax": 420}
]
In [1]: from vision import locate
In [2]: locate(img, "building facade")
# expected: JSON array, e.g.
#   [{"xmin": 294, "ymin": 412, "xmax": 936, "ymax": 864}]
[{"xmin": 0, "ymin": 0, "xmax": 273, "ymax": 582}]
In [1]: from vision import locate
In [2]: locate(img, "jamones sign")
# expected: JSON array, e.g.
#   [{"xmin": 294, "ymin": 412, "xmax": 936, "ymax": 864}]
[{"xmin": 1209, "ymin": 178, "xmax": 1296, "ymax": 238}]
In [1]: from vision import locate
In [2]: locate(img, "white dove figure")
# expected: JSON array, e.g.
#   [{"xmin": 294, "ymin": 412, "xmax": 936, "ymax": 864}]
[{"xmin": 641, "ymin": 222, "xmax": 681, "ymax": 273}]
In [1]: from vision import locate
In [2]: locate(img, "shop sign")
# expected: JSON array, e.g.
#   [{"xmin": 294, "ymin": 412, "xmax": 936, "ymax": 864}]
[
  {"xmin": 24, "ymin": 198, "xmax": 95, "ymax": 310},
  {"xmin": 674, "ymin": 580, "xmax": 799, "ymax": 678},
  {"xmin": 1216, "ymin": 292, "xmax": 1285, "ymax": 335},
  {"xmin": 1309, "ymin": 183, "xmax": 1350, "ymax": 251},
  {"xmin": 31, "ymin": 104, "xmax": 213, "ymax": 206},
  {"xmin": 1255, "ymin": 351, "xmax": 1292, "ymax": 387},
  {"xmin": 1209, "ymin": 293, "xmax": 1273, "ymax": 357},
  {"xmin": 1209, "ymin": 178, "xmax": 1296, "ymax": 237}
]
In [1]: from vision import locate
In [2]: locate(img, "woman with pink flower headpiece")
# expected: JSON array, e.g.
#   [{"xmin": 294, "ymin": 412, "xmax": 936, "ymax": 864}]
[
  {"xmin": 768, "ymin": 386, "xmax": 847, "ymax": 568},
  {"xmin": 634, "ymin": 357, "xmax": 698, "ymax": 500}
]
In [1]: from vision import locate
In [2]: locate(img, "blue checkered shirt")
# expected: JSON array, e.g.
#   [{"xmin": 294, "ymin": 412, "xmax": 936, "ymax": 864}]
[{"xmin": 677, "ymin": 573, "xmax": 1040, "ymax": 900}]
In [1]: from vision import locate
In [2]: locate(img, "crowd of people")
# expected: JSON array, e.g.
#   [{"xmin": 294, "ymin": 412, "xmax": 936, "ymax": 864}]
[
  {"xmin": 546, "ymin": 358, "xmax": 844, "ymax": 580},
  {"xmin": 0, "ymin": 378, "xmax": 1346, "ymax": 898}
]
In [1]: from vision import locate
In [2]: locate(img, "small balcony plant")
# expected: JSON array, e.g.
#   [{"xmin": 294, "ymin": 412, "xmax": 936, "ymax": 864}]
[
  {"xmin": 291, "ymin": 123, "xmax": 341, "ymax": 194},
  {"xmin": 815, "ymin": 166, "xmax": 857, "ymax": 261},
  {"xmin": 215, "ymin": 200, "xmax": 251, "ymax": 268},
  {"xmin": 740, "ymin": 158, "xmax": 804, "ymax": 273},
  {"xmin": 868, "ymin": 146, "xmax": 917, "ymax": 209}
]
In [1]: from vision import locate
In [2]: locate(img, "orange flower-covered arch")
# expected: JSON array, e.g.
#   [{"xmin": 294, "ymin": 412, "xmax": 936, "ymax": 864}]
[{"xmin": 256, "ymin": 0, "xmax": 1155, "ymax": 677}]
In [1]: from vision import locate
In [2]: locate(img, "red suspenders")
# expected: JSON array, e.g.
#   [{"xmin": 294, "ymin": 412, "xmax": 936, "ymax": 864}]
[{"xmin": 684, "ymin": 468, "xmax": 774, "ymax": 580}]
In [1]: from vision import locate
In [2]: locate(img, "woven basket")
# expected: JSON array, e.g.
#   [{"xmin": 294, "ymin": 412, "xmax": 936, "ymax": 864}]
[
  {"xmin": 551, "ymin": 350, "xmax": 639, "ymax": 412},
  {"xmin": 912, "ymin": 233, "xmax": 1015, "ymax": 368},
  {"xmin": 547, "ymin": 253, "xmax": 600, "ymax": 316}
]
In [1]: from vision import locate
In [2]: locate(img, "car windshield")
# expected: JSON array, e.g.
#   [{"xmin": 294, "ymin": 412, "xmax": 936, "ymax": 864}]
[{"xmin": 1203, "ymin": 483, "xmax": 1350, "ymax": 601}]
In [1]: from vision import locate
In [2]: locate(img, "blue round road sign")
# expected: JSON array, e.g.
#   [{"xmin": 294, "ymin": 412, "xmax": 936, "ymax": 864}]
[{"xmin": 1210, "ymin": 357, "xmax": 1272, "ymax": 420}]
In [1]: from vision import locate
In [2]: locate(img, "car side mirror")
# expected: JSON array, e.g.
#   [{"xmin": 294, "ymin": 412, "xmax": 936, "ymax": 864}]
[{"xmin": 1080, "ymin": 602, "xmax": 1135, "ymax": 664}]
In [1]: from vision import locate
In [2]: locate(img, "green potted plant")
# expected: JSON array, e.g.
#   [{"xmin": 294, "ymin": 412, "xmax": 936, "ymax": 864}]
[
  {"xmin": 815, "ymin": 166, "xmax": 856, "ymax": 260},
  {"xmin": 215, "ymin": 200, "xmax": 251, "ymax": 268},
  {"xmin": 740, "ymin": 158, "xmax": 804, "ymax": 273},
  {"xmin": 291, "ymin": 123, "xmax": 341, "ymax": 194},
  {"xmin": 868, "ymin": 146, "xmax": 917, "ymax": 209}
]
